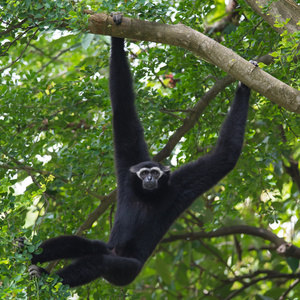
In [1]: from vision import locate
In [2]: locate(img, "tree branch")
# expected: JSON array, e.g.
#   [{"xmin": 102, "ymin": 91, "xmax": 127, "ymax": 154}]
[
  {"xmin": 224, "ymin": 270, "xmax": 300, "ymax": 300},
  {"xmin": 162, "ymin": 225, "xmax": 300, "ymax": 259},
  {"xmin": 279, "ymin": 278, "xmax": 300, "ymax": 300},
  {"xmin": 204, "ymin": 0, "xmax": 241, "ymax": 34},
  {"xmin": 86, "ymin": 12, "xmax": 300, "ymax": 114},
  {"xmin": 245, "ymin": 0, "xmax": 300, "ymax": 34},
  {"xmin": 75, "ymin": 190, "xmax": 117, "ymax": 236},
  {"xmin": 0, "ymin": 162, "xmax": 69, "ymax": 183},
  {"xmin": 0, "ymin": 28, "xmax": 39, "ymax": 72}
]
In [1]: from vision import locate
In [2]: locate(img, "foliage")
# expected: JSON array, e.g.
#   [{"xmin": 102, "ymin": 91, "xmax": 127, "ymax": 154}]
[{"xmin": 0, "ymin": 0, "xmax": 300, "ymax": 299}]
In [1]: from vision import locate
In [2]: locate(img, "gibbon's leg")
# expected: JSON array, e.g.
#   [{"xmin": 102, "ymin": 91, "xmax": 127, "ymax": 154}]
[
  {"xmin": 31, "ymin": 254, "xmax": 143, "ymax": 287},
  {"xmin": 31, "ymin": 236, "xmax": 108, "ymax": 264},
  {"xmin": 109, "ymin": 37, "xmax": 151, "ymax": 176},
  {"xmin": 101, "ymin": 254, "xmax": 142, "ymax": 286}
]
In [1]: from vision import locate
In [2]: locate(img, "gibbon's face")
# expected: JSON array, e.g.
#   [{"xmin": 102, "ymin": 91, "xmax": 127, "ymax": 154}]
[
  {"xmin": 135, "ymin": 167, "xmax": 165, "ymax": 190},
  {"xmin": 130, "ymin": 162, "xmax": 170, "ymax": 191}
]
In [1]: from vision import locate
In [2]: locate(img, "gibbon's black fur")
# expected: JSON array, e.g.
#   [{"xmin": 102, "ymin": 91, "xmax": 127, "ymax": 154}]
[{"xmin": 28, "ymin": 18, "xmax": 255, "ymax": 287}]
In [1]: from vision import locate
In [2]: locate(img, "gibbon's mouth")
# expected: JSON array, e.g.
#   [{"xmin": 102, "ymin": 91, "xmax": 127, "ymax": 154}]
[{"xmin": 142, "ymin": 181, "xmax": 157, "ymax": 190}]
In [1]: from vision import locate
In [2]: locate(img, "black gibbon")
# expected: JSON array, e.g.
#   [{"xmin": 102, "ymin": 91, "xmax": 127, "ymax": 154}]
[{"xmin": 28, "ymin": 16, "xmax": 255, "ymax": 287}]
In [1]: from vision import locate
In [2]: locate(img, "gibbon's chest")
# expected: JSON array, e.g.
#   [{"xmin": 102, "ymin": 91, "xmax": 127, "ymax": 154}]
[
  {"xmin": 116, "ymin": 194, "xmax": 176, "ymax": 232},
  {"xmin": 111, "ymin": 204, "xmax": 175, "ymax": 259}
]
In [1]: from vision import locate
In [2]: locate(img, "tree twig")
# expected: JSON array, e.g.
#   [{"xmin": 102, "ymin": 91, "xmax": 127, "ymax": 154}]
[{"xmin": 0, "ymin": 27, "xmax": 39, "ymax": 72}]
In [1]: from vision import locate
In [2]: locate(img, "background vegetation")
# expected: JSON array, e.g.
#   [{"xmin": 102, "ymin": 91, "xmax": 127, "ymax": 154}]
[{"xmin": 0, "ymin": 0, "xmax": 300, "ymax": 299}]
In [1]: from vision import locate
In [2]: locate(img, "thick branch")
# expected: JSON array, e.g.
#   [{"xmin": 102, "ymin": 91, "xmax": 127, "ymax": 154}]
[
  {"xmin": 245, "ymin": 0, "xmax": 300, "ymax": 34},
  {"xmin": 162, "ymin": 225, "xmax": 300, "ymax": 259},
  {"xmin": 86, "ymin": 12, "xmax": 300, "ymax": 114}
]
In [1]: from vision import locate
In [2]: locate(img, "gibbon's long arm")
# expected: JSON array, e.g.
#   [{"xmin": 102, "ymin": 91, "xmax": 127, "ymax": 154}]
[
  {"xmin": 109, "ymin": 37, "xmax": 151, "ymax": 176},
  {"xmin": 171, "ymin": 82, "xmax": 251, "ymax": 211}
]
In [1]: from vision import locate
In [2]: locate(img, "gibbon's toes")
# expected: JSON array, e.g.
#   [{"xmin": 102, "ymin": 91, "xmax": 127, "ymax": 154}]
[
  {"xmin": 249, "ymin": 60, "xmax": 258, "ymax": 67},
  {"xmin": 110, "ymin": 12, "xmax": 123, "ymax": 26},
  {"xmin": 14, "ymin": 237, "xmax": 26, "ymax": 250}
]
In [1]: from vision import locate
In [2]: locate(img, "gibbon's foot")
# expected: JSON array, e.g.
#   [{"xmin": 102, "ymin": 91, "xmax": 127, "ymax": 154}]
[
  {"xmin": 111, "ymin": 12, "xmax": 123, "ymax": 26},
  {"xmin": 14, "ymin": 237, "xmax": 26, "ymax": 250},
  {"xmin": 28, "ymin": 265, "xmax": 49, "ymax": 279}
]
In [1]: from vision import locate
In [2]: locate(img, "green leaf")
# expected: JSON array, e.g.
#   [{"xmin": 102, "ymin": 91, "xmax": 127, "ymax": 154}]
[
  {"xmin": 155, "ymin": 256, "xmax": 171, "ymax": 285},
  {"xmin": 286, "ymin": 257, "xmax": 299, "ymax": 273},
  {"xmin": 81, "ymin": 34, "xmax": 94, "ymax": 50}
]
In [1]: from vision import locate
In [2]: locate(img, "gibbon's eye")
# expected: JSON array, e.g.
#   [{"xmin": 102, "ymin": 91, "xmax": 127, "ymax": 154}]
[
  {"xmin": 151, "ymin": 170, "xmax": 159, "ymax": 176},
  {"xmin": 140, "ymin": 170, "xmax": 148, "ymax": 177}
]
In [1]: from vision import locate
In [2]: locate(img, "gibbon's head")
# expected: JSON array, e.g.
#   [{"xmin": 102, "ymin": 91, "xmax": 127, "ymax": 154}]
[{"xmin": 130, "ymin": 161, "xmax": 170, "ymax": 193}]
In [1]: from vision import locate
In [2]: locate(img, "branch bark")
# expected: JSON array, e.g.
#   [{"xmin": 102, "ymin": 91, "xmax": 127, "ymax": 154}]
[
  {"xmin": 162, "ymin": 225, "xmax": 300, "ymax": 259},
  {"xmin": 245, "ymin": 0, "xmax": 300, "ymax": 34},
  {"xmin": 86, "ymin": 12, "xmax": 300, "ymax": 114}
]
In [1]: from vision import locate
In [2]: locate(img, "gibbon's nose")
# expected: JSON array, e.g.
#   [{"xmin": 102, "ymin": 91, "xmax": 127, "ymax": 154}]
[{"xmin": 143, "ymin": 176, "xmax": 157, "ymax": 190}]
